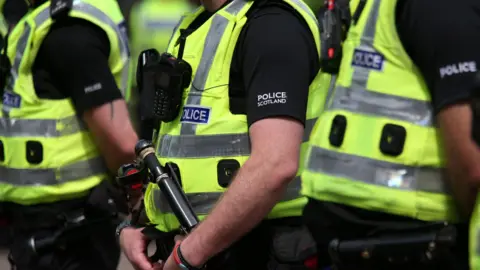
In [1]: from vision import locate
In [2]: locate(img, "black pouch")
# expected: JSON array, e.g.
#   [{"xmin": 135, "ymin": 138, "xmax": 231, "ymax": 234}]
[
  {"xmin": 141, "ymin": 226, "xmax": 177, "ymax": 262},
  {"xmin": 85, "ymin": 179, "xmax": 127, "ymax": 219},
  {"xmin": 269, "ymin": 225, "xmax": 317, "ymax": 270}
]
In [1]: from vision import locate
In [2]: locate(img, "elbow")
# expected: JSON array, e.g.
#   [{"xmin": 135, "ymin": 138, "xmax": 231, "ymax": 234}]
[
  {"xmin": 465, "ymin": 165, "xmax": 480, "ymax": 185},
  {"xmin": 261, "ymin": 156, "xmax": 299, "ymax": 191},
  {"xmin": 117, "ymin": 138, "xmax": 138, "ymax": 163},
  {"xmin": 105, "ymin": 136, "xmax": 138, "ymax": 173}
]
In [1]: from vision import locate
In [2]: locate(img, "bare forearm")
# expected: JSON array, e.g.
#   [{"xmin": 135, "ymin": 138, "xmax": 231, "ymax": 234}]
[
  {"xmin": 439, "ymin": 104, "xmax": 480, "ymax": 217},
  {"xmin": 445, "ymin": 143, "xmax": 480, "ymax": 217},
  {"xmin": 181, "ymin": 159, "xmax": 289, "ymax": 266},
  {"xmin": 84, "ymin": 100, "xmax": 138, "ymax": 173}
]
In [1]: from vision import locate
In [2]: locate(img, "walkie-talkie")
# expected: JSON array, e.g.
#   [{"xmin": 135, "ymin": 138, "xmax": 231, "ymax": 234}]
[
  {"xmin": 320, "ymin": 0, "xmax": 346, "ymax": 74},
  {"xmin": 137, "ymin": 29, "xmax": 192, "ymax": 125}
]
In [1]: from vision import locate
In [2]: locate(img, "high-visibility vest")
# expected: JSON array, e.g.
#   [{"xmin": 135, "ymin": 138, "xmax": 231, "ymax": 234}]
[
  {"xmin": 129, "ymin": 0, "xmax": 193, "ymax": 87},
  {"xmin": 301, "ymin": 0, "xmax": 459, "ymax": 223},
  {"xmin": 0, "ymin": 0, "xmax": 7, "ymax": 39},
  {"xmin": 0, "ymin": 16, "xmax": 6, "ymax": 38},
  {"xmin": 143, "ymin": 0, "xmax": 332, "ymax": 232},
  {"xmin": 470, "ymin": 200, "xmax": 480, "ymax": 268},
  {"xmin": 0, "ymin": 0, "xmax": 131, "ymax": 205}
]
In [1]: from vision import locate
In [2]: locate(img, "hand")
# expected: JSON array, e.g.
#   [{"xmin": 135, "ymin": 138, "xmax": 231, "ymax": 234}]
[
  {"xmin": 120, "ymin": 227, "xmax": 156, "ymax": 270},
  {"xmin": 162, "ymin": 235, "xmax": 186, "ymax": 270}
]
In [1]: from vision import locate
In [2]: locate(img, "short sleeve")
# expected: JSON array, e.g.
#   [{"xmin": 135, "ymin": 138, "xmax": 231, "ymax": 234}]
[
  {"xmin": 396, "ymin": 0, "xmax": 480, "ymax": 113},
  {"xmin": 38, "ymin": 18, "xmax": 123, "ymax": 115},
  {"xmin": 239, "ymin": 5, "xmax": 320, "ymax": 126}
]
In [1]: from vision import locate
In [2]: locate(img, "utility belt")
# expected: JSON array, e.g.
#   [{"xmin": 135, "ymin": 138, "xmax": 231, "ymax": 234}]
[
  {"xmin": 6, "ymin": 180, "xmax": 121, "ymax": 254},
  {"xmin": 324, "ymin": 204, "xmax": 462, "ymax": 270},
  {"xmin": 329, "ymin": 223, "xmax": 457, "ymax": 269},
  {"xmin": 141, "ymin": 218, "xmax": 318, "ymax": 270}
]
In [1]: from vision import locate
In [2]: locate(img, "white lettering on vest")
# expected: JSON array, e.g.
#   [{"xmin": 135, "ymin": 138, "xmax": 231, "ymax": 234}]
[
  {"xmin": 257, "ymin": 92, "xmax": 287, "ymax": 107},
  {"xmin": 351, "ymin": 49, "xmax": 384, "ymax": 71},
  {"xmin": 180, "ymin": 106, "xmax": 211, "ymax": 124},
  {"xmin": 439, "ymin": 61, "xmax": 477, "ymax": 78}
]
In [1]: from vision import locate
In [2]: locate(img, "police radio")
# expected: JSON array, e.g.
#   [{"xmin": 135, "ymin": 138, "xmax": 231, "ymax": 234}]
[
  {"xmin": 320, "ymin": 0, "xmax": 350, "ymax": 74},
  {"xmin": 137, "ymin": 29, "xmax": 192, "ymax": 124}
]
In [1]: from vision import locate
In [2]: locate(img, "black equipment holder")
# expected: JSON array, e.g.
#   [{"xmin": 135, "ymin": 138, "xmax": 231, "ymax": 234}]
[
  {"xmin": 27, "ymin": 209, "xmax": 115, "ymax": 254},
  {"xmin": 328, "ymin": 223, "xmax": 457, "ymax": 269},
  {"xmin": 137, "ymin": 29, "xmax": 192, "ymax": 125},
  {"xmin": 320, "ymin": 0, "xmax": 351, "ymax": 74}
]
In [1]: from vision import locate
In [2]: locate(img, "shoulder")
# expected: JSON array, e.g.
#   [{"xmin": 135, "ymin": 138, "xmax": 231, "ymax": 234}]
[
  {"xmin": 246, "ymin": 1, "xmax": 313, "ymax": 36},
  {"xmin": 235, "ymin": 1, "xmax": 319, "ymax": 79},
  {"xmin": 238, "ymin": 1, "xmax": 318, "ymax": 56},
  {"xmin": 42, "ymin": 17, "xmax": 110, "ymax": 58}
]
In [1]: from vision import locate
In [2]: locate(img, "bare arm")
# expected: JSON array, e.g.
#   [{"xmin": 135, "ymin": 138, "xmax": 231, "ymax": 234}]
[
  {"xmin": 180, "ymin": 117, "xmax": 303, "ymax": 266},
  {"xmin": 83, "ymin": 99, "xmax": 139, "ymax": 174},
  {"xmin": 438, "ymin": 103, "xmax": 480, "ymax": 217}
]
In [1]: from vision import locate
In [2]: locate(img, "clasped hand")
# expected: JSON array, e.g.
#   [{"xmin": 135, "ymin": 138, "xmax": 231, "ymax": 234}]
[{"xmin": 120, "ymin": 227, "xmax": 185, "ymax": 270}]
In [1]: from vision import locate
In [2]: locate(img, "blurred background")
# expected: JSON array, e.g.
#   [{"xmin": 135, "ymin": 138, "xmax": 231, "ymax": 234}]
[{"xmin": 0, "ymin": 0, "xmax": 323, "ymax": 269}]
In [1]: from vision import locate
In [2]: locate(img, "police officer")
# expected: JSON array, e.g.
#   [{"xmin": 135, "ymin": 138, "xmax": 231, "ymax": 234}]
[
  {"xmin": 0, "ymin": 0, "xmax": 138, "ymax": 269},
  {"xmin": 302, "ymin": 0, "xmax": 478, "ymax": 269},
  {"xmin": 119, "ymin": 0, "xmax": 332, "ymax": 269}
]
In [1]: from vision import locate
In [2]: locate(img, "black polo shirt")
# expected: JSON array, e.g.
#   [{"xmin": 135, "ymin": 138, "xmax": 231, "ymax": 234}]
[{"xmin": 183, "ymin": 0, "xmax": 320, "ymax": 127}]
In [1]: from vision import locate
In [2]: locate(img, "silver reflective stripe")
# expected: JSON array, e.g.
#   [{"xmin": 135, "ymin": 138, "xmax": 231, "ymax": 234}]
[
  {"xmin": 288, "ymin": 0, "xmax": 319, "ymax": 29},
  {"xmin": 0, "ymin": 157, "xmax": 107, "ymax": 186},
  {"xmin": 302, "ymin": 74, "xmax": 338, "ymax": 143},
  {"xmin": 307, "ymin": 147, "xmax": 449, "ymax": 194},
  {"xmin": 158, "ymin": 133, "xmax": 251, "ymax": 158},
  {"xmin": 145, "ymin": 19, "xmax": 180, "ymax": 30},
  {"xmin": 0, "ymin": 115, "xmax": 86, "ymax": 137},
  {"xmin": 350, "ymin": 0, "xmax": 381, "ymax": 89},
  {"xmin": 328, "ymin": 0, "xmax": 434, "ymax": 127},
  {"xmin": 8, "ymin": 23, "xmax": 31, "ymax": 87},
  {"xmin": 303, "ymin": 118, "xmax": 317, "ymax": 143},
  {"xmin": 324, "ymin": 74, "xmax": 337, "ymax": 109},
  {"xmin": 166, "ymin": 15, "xmax": 185, "ymax": 49},
  {"xmin": 154, "ymin": 176, "xmax": 302, "ymax": 214},
  {"xmin": 330, "ymin": 86, "xmax": 434, "ymax": 126},
  {"xmin": 477, "ymin": 229, "xmax": 480, "ymax": 255},
  {"xmin": 33, "ymin": 2, "xmax": 130, "ymax": 96},
  {"xmin": 159, "ymin": 119, "xmax": 319, "ymax": 157},
  {"xmin": 180, "ymin": 0, "xmax": 248, "ymax": 135}
]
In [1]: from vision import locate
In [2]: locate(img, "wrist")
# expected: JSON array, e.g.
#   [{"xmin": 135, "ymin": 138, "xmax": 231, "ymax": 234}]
[
  {"xmin": 174, "ymin": 240, "xmax": 205, "ymax": 269},
  {"xmin": 116, "ymin": 219, "xmax": 133, "ymax": 241}
]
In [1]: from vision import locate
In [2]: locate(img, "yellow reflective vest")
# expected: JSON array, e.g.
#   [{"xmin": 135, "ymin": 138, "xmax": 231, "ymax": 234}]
[
  {"xmin": 129, "ymin": 0, "xmax": 193, "ymax": 87},
  {"xmin": 302, "ymin": 0, "xmax": 459, "ymax": 223},
  {"xmin": 144, "ymin": 0, "xmax": 332, "ymax": 232},
  {"xmin": 0, "ymin": 16, "xmax": 6, "ymax": 38},
  {"xmin": 0, "ymin": 0, "xmax": 131, "ymax": 205},
  {"xmin": 0, "ymin": 0, "xmax": 7, "ymax": 38}
]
